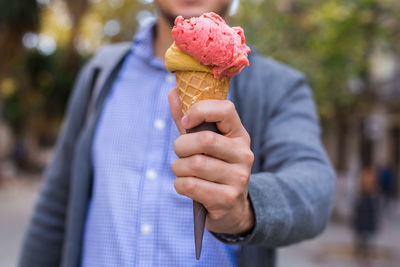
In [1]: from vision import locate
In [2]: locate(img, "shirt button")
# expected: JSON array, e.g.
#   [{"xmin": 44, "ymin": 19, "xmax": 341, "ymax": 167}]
[
  {"xmin": 146, "ymin": 169, "xmax": 157, "ymax": 180},
  {"xmin": 154, "ymin": 119, "xmax": 165, "ymax": 130},
  {"xmin": 141, "ymin": 224, "xmax": 152, "ymax": 235},
  {"xmin": 166, "ymin": 73, "xmax": 175, "ymax": 83}
]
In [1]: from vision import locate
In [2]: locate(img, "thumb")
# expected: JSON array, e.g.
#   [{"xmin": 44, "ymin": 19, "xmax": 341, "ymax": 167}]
[{"xmin": 168, "ymin": 87, "xmax": 185, "ymax": 135}]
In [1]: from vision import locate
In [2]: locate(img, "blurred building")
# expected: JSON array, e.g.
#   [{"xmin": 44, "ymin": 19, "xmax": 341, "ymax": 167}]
[{"xmin": 324, "ymin": 50, "xmax": 400, "ymax": 220}]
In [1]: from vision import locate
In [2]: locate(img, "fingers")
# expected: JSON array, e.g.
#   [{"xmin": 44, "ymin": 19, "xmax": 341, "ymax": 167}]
[
  {"xmin": 174, "ymin": 177, "xmax": 240, "ymax": 211},
  {"xmin": 169, "ymin": 89, "xmax": 250, "ymax": 143},
  {"xmin": 181, "ymin": 100, "xmax": 249, "ymax": 140},
  {"xmin": 168, "ymin": 87, "xmax": 185, "ymax": 134},
  {"xmin": 172, "ymin": 154, "xmax": 249, "ymax": 186},
  {"xmin": 174, "ymin": 130, "xmax": 252, "ymax": 164}
]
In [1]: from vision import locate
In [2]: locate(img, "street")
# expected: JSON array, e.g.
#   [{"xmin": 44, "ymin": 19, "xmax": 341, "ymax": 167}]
[
  {"xmin": 1, "ymin": 177, "xmax": 399, "ymax": 267},
  {"xmin": 0, "ymin": 176, "xmax": 40, "ymax": 267},
  {"xmin": 279, "ymin": 209, "xmax": 400, "ymax": 267}
]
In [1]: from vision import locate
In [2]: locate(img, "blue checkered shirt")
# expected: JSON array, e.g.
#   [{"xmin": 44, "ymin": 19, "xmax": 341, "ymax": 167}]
[{"xmin": 81, "ymin": 24, "xmax": 240, "ymax": 266}]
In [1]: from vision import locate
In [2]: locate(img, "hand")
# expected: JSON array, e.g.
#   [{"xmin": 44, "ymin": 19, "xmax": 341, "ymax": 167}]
[{"xmin": 168, "ymin": 87, "xmax": 255, "ymax": 235}]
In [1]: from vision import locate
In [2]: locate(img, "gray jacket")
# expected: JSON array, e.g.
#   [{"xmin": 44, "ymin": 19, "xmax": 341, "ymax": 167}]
[{"xmin": 19, "ymin": 42, "xmax": 335, "ymax": 267}]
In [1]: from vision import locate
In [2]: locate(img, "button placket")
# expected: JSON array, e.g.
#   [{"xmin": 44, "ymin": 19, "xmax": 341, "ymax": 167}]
[{"xmin": 137, "ymin": 75, "xmax": 173, "ymax": 266}]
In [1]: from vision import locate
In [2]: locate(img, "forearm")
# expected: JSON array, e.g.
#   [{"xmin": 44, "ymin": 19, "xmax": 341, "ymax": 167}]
[
  {"xmin": 214, "ymin": 72, "xmax": 335, "ymax": 246},
  {"xmin": 246, "ymin": 159, "xmax": 335, "ymax": 246},
  {"xmin": 212, "ymin": 157, "xmax": 335, "ymax": 246}
]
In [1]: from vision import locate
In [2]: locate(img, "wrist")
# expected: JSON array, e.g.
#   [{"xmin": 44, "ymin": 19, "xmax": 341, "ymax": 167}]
[{"xmin": 236, "ymin": 196, "xmax": 255, "ymax": 235}]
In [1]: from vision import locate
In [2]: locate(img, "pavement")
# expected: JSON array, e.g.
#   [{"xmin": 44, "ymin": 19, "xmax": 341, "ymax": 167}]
[
  {"xmin": 279, "ymin": 212, "xmax": 400, "ymax": 267},
  {"xmin": 0, "ymin": 176, "xmax": 40, "ymax": 267},
  {"xmin": 1, "ymin": 177, "xmax": 399, "ymax": 267}
]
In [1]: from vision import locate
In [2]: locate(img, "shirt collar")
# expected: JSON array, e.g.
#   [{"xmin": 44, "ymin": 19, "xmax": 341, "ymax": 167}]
[{"xmin": 132, "ymin": 23, "xmax": 166, "ymax": 71}]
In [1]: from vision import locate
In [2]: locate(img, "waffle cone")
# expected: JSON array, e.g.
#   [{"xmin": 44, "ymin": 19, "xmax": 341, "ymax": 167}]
[{"xmin": 175, "ymin": 71, "xmax": 229, "ymax": 114}]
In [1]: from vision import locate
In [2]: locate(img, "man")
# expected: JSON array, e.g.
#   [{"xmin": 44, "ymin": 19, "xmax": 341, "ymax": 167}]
[{"xmin": 19, "ymin": 0, "xmax": 335, "ymax": 266}]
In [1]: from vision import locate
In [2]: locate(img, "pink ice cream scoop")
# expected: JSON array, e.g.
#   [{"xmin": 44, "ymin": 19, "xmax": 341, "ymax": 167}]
[{"xmin": 171, "ymin": 12, "xmax": 251, "ymax": 79}]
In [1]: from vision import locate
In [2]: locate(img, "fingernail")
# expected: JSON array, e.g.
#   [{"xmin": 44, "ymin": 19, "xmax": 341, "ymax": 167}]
[{"xmin": 181, "ymin": 115, "xmax": 189, "ymax": 127}]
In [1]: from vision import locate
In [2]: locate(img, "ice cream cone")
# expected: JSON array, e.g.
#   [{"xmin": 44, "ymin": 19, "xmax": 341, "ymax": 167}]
[
  {"xmin": 175, "ymin": 70, "xmax": 229, "ymax": 259},
  {"xmin": 175, "ymin": 71, "xmax": 230, "ymax": 114},
  {"xmin": 166, "ymin": 12, "xmax": 250, "ymax": 260}
]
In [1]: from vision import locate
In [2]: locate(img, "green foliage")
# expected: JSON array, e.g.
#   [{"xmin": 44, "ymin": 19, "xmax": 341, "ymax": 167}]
[
  {"xmin": 3, "ymin": 47, "xmax": 80, "ymax": 134},
  {"xmin": 1, "ymin": 0, "xmax": 151, "ymax": 137},
  {"xmin": 232, "ymin": 0, "xmax": 400, "ymax": 121},
  {"xmin": 0, "ymin": 0, "xmax": 39, "ymax": 31},
  {"xmin": 1, "ymin": 0, "xmax": 400, "ymax": 138},
  {"xmin": 0, "ymin": 0, "xmax": 40, "ymax": 77}
]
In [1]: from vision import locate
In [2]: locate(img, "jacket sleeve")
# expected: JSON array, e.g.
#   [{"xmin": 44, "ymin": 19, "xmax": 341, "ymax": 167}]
[
  {"xmin": 234, "ymin": 75, "xmax": 335, "ymax": 247},
  {"xmin": 18, "ymin": 63, "xmax": 92, "ymax": 267}
]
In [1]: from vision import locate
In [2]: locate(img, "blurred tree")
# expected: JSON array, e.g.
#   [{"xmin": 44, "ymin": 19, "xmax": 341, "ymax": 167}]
[
  {"xmin": 78, "ymin": 0, "xmax": 151, "ymax": 50},
  {"xmin": 3, "ymin": 49, "xmax": 74, "ymax": 137},
  {"xmin": 1, "ymin": 0, "xmax": 399, "ymax": 171},
  {"xmin": 232, "ymin": 0, "xmax": 400, "ymax": 171},
  {"xmin": 0, "ymin": 0, "xmax": 39, "ymax": 77},
  {"xmin": 64, "ymin": 0, "xmax": 89, "ymax": 70},
  {"xmin": 1, "ymin": 0, "xmax": 150, "ymax": 151}
]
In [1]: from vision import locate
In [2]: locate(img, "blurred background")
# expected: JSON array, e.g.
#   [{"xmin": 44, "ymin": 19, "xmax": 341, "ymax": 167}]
[{"xmin": 0, "ymin": 0, "xmax": 399, "ymax": 266}]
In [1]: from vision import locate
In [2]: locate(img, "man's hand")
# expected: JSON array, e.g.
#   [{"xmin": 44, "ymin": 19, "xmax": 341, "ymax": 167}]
[{"xmin": 168, "ymin": 87, "xmax": 255, "ymax": 235}]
